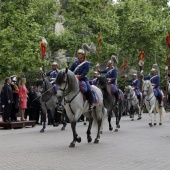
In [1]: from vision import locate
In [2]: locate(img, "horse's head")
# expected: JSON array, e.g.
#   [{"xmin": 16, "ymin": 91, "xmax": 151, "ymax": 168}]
[
  {"xmin": 124, "ymin": 85, "xmax": 134, "ymax": 99},
  {"xmin": 36, "ymin": 79, "xmax": 44, "ymax": 93},
  {"xmin": 96, "ymin": 76, "xmax": 108, "ymax": 89},
  {"xmin": 36, "ymin": 77, "xmax": 53, "ymax": 94},
  {"xmin": 143, "ymin": 80, "xmax": 152, "ymax": 97},
  {"xmin": 56, "ymin": 68, "xmax": 79, "ymax": 101}
]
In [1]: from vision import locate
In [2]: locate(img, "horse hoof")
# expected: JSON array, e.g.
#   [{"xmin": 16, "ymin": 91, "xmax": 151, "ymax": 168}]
[
  {"xmin": 117, "ymin": 125, "xmax": 120, "ymax": 128},
  {"xmin": 131, "ymin": 119, "xmax": 134, "ymax": 121},
  {"xmin": 40, "ymin": 129, "xmax": 44, "ymax": 133},
  {"xmin": 84, "ymin": 122, "xmax": 87, "ymax": 125},
  {"xmin": 109, "ymin": 127, "xmax": 113, "ymax": 131},
  {"xmin": 149, "ymin": 123, "xmax": 153, "ymax": 127},
  {"xmin": 159, "ymin": 123, "xmax": 162, "ymax": 126},
  {"xmin": 137, "ymin": 117, "xmax": 142, "ymax": 120},
  {"xmin": 87, "ymin": 136, "xmax": 92, "ymax": 143},
  {"xmin": 61, "ymin": 127, "xmax": 65, "ymax": 130},
  {"xmin": 69, "ymin": 143, "xmax": 75, "ymax": 148},
  {"xmin": 154, "ymin": 123, "xmax": 157, "ymax": 126},
  {"xmin": 76, "ymin": 137, "xmax": 81, "ymax": 143},
  {"xmin": 94, "ymin": 139, "xmax": 99, "ymax": 144},
  {"xmin": 114, "ymin": 129, "xmax": 118, "ymax": 132}
]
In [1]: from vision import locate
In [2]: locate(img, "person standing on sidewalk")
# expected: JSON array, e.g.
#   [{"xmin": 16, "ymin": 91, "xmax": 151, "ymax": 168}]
[
  {"xmin": 1, "ymin": 77, "xmax": 13, "ymax": 122},
  {"xmin": 18, "ymin": 78, "xmax": 28, "ymax": 121}
]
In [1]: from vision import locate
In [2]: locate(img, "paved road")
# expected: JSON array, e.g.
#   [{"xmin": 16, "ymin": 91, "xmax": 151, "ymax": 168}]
[{"xmin": 0, "ymin": 112, "xmax": 170, "ymax": 170}]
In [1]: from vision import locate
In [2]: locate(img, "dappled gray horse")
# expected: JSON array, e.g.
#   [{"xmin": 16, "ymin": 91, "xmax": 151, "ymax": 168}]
[
  {"xmin": 124, "ymin": 85, "xmax": 142, "ymax": 121},
  {"xmin": 96, "ymin": 76, "xmax": 126, "ymax": 132},
  {"xmin": 36, "ymin": 77, "xmax": 67, "ymax": 132},
  {"xmin": 56, "ymin": 68, "xmax": 106, "ymax": 147}
]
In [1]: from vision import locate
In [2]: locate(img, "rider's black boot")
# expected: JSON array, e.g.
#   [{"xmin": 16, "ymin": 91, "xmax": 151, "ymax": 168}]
[
  {"xmin": 157, "ymin": 97, "xmax": 163, "ymax": 108},
  {"xmin": 85, "ymin": 90, "xmax": 93, "ymax": 111},
  {"xmin": 114, "ymin": 90, "xmax": 119, "ymax": 107},
  {"xmin": 137, "ymin": 95, "xmax": 141, "ymax": 105}
]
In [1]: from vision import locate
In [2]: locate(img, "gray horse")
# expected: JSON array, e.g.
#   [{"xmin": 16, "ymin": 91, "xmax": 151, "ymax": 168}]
[
  {"xmin": 36, "ymin": 77, "xmax": 67, "ymax": 132},
  {"xmin": 96, "ymin": 76, "xmax": 126, "ymax": 132},
  {"xmin": 124, "ymin": 85, "xmax": 142, "ymax": 121}
]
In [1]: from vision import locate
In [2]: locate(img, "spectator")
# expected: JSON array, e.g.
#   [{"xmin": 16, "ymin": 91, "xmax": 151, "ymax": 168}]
[
  {"xmin": 10, "ymin": 75, "xmax": 19, "ymax": 121},
  {"xmin": 18, "ymin": 78, "xmax": 28, "ymax": 121},
  {"xmin": 1, "ymin": 77, "xmax": 13, "ymax": 122},
  {"xmin": 29, "ymin": 86, "xmax": 41, "ymax": 124}
]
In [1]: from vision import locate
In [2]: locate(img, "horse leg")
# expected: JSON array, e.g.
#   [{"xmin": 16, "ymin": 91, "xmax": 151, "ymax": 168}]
[
  {"xmin": 87, "ymin": 115, "xmax": 93, "ymax": 143},
  {"xmin": 130, "ymin": 105, "xmax": 134, "ymax": 121},
  {"xmin": 107, "ymin": 110, "xmax": 113, "ymax": 131},
  {"xmin": 61, "ymin": 110, "xmax": 67, "ymax": 130},
  {"xmin": 84, "ymin": 116, "xmax": 87, "ymax": 125},
  {"xmin": 153, "ymin": 109, "xmax": 157, "ymax": 126},
  {"xmin": 94, "ymin": 118, "xmax": 102, "ymax": 144},
  {"xmin": 69, "ymin": 121, "xmax": 81, "ymax": 147},
  {"xmin": 114, "ymin": 106, "xmax": 120, "ymax": 132},
  {"xmin": 137, "ymin": 105, "xmax": 142, "ymax": 120},
  {"xmin": 40, "ymin": 109, "xmax": 46, "ymax": 133},
  {"xmin": 148, "ymin": 105, "xmax": 155, "ymax": 127}
]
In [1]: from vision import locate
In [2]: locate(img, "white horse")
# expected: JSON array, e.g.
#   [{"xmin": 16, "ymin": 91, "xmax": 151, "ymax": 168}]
[
  {"xmin": 143, "ymin": 80, "xmax": 166, "ymax": 126},
  {"xmin": 56, "ymin": 68, "xmax": 106, "ymax": 147},
  {"xmin": 124, "ymin": 85, "xmax": 142, "ymax": 121}
]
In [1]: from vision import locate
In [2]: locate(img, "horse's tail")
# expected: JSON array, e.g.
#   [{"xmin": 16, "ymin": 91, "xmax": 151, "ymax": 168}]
[
  {"xmin": 93, "ymin": 105, "xmax": 107, "ymax": 131},
  {"xmin": 157, "ymin": 106, "xmax": 166, "ymax": 118}
]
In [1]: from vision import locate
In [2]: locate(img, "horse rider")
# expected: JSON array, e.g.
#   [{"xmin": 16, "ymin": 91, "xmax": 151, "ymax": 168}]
[
  {"xmin": 44, "ymin": 62, "xmax": 59, "ymax": 94},
  {"xmin": 98, "ymin": 60, "xmax": 119, "ymax": 106},
  {"xmin": 69, "ymin": 49, "xmax": 94, "ymax": 111},
  {"xmin": 125, "ymin": 73, "xmax": 141, "ymax": 103},
  {"xmin": 89, "ymin": 71, "xmax": 99, "ymax": 86},
  {"xmin": 141, "ymin": 68, "xmax": 163, "ymax": 108}
]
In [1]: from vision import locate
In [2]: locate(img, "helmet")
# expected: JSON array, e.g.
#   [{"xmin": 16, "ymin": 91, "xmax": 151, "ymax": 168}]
[
  {"xmin": 150, "ymin": 68, "xmax": 156, "ymax": 72},
  {"xmin": 52, "ymin": 62, "xmax": 58, "ymax": 66},
  {"xmin": 107, "ymin": 60, "xmax": 112, "ymax": 65},
  {"xmin": 77, "ymin": 49, "xmax": 85, "ymax": 55}
]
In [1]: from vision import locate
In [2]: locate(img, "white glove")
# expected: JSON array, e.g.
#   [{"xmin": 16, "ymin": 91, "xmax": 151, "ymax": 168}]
[
  {"xmin": 40, "ymin": 67, "xmax": 43, "ymax": 71},
  {"xmin": 96, "ymin": 63, "xmax": 100, "ymax": 68},
  {"xmin": 140, "ymin": 70, "xmax": 144, "ymax": 75},
  {"xmin": 165, "ymin": 66, "xmax": 168, "ymax": 71},
  {"xmin": 2, "ymin": 105, "xmax": 5, "ymax": 108}
]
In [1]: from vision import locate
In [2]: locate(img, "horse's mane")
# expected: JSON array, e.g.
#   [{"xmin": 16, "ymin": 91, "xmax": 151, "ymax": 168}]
[
  {"xmin": 56, "ymin": 69, "xmax": 79, "ymax": 93},
  {"xmin": 97, "ymin": 76, "xmax": 108, "ymax": 87}
]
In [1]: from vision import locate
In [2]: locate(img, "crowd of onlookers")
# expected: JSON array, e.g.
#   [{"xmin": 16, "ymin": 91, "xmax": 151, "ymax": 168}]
[{"xmin": 0, "ymin": 76, "xmax": 41, "ymax": 124}]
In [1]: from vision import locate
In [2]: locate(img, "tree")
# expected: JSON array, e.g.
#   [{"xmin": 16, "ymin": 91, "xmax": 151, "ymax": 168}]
[{"xmin": 0, "ymin": 0, "xmax": 59, "ymax": 79}]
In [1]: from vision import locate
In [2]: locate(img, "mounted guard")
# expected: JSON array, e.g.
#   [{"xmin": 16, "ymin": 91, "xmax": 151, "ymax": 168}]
[
  {"xmin": 69, "ymin": 43, "xmax": 96, "ymax": 111},
  {"xmin": 98, "ymin": 55, "xmax": 119, "ymax": 106},
  {"xmin": 125, "ymin": 73, "xmax": 141, "ymax": 104},
  {"xmin": 43, "ymin": 61, "xmax": 59, "ymax": 94},
  {"xmin": 141, "ymin": 67, "xmax": 163, "ymax": 108}
]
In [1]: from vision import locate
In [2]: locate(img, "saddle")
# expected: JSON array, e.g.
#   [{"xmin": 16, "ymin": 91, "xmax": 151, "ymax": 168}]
[{"xmin": 79, "ymin": 81, "xmax": 99, "ymax": 104}]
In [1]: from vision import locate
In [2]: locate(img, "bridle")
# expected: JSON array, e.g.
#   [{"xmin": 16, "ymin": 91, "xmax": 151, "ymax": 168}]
[{"xmin": 57, "ymin": 73, "xmax": 80, "ymax": 115}]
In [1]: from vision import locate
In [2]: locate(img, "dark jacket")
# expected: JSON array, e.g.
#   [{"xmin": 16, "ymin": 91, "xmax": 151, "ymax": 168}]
[{"xmin": 1, "ymin": 83, "xmax": 13, "ymax": 105}]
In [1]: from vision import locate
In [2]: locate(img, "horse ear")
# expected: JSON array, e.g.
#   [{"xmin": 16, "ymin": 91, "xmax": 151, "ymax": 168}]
[{"xmin": 65, "ymin": 67, "xmax": 68, "ymax": 73}]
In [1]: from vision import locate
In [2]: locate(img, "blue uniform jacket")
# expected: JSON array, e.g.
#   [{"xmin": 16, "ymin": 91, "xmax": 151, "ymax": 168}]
[
  {"xmin": 99, "ymin": 66, "xmax": 117, "ymax": 84},
  {"xmin": 126, "ymin": 79, "xmax": 140, "ymax": 89},
  {"xmin": 144, "ymin": 75, "xmax": 160, "ymax": 88},
  {"xmin": 45, "ymin": 70, "xmax": 58, "ymax": 81},
  {"xmin": 69, "ymin": 61, "xmax": 90, "ymax": 81}
]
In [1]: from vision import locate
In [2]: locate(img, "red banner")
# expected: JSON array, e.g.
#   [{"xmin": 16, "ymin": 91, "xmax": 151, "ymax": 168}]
[
  {"xmin": 166, "ymin": 34, "xmax": 170, "ymax": 48},
  {"xmin": 98, "ymin": 34, "xmax": 102, "ymax": 63},
  {"xmin": 120, "ymin": 59, "xmax": 128, "ymax": 71},
  {"xmin": 138, "ymin": 50, "xmax": 145, "ymax": 61}
]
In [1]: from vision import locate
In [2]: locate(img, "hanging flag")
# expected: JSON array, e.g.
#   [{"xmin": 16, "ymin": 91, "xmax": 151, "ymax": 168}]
[
  {"xmin": 166, "ymin": 33, "xmax": 170, "ymax": 48},
  {"xmin": 138, "ymin": 50, "xmax": 145, "ymax": 61},
  {"xmin": 40, "ymin": 37, "xmax": 47, "ymax": 59},
  {"xmin": 120, "ymin": 58, "xmax": 128, "ymax": 71},
  {"xmin": 97, "ymin": 34, "xmax": 102, "ymax": 63}
]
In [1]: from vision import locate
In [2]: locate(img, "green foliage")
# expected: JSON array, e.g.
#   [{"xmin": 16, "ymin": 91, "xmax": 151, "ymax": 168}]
[{"xmin": 0, "ymin": 0, "xmax": 59, "ymax": 80}]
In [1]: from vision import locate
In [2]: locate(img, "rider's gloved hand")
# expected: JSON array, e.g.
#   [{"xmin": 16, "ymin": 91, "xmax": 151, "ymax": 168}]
[{"xmin": 76, "ymin": 75, "xmax": 81, "ymax": 80}]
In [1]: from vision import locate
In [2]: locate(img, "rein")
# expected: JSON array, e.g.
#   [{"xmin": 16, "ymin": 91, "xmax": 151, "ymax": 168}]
[{"xmin": 58, "ymin": 74, "xmax": 80, "ymax": 115}]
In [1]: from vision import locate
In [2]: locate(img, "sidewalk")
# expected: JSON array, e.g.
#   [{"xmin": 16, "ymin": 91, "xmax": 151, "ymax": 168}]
[{"xmin": 0, "ymin": 113, "xmax": 170, "ymax": 170}]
